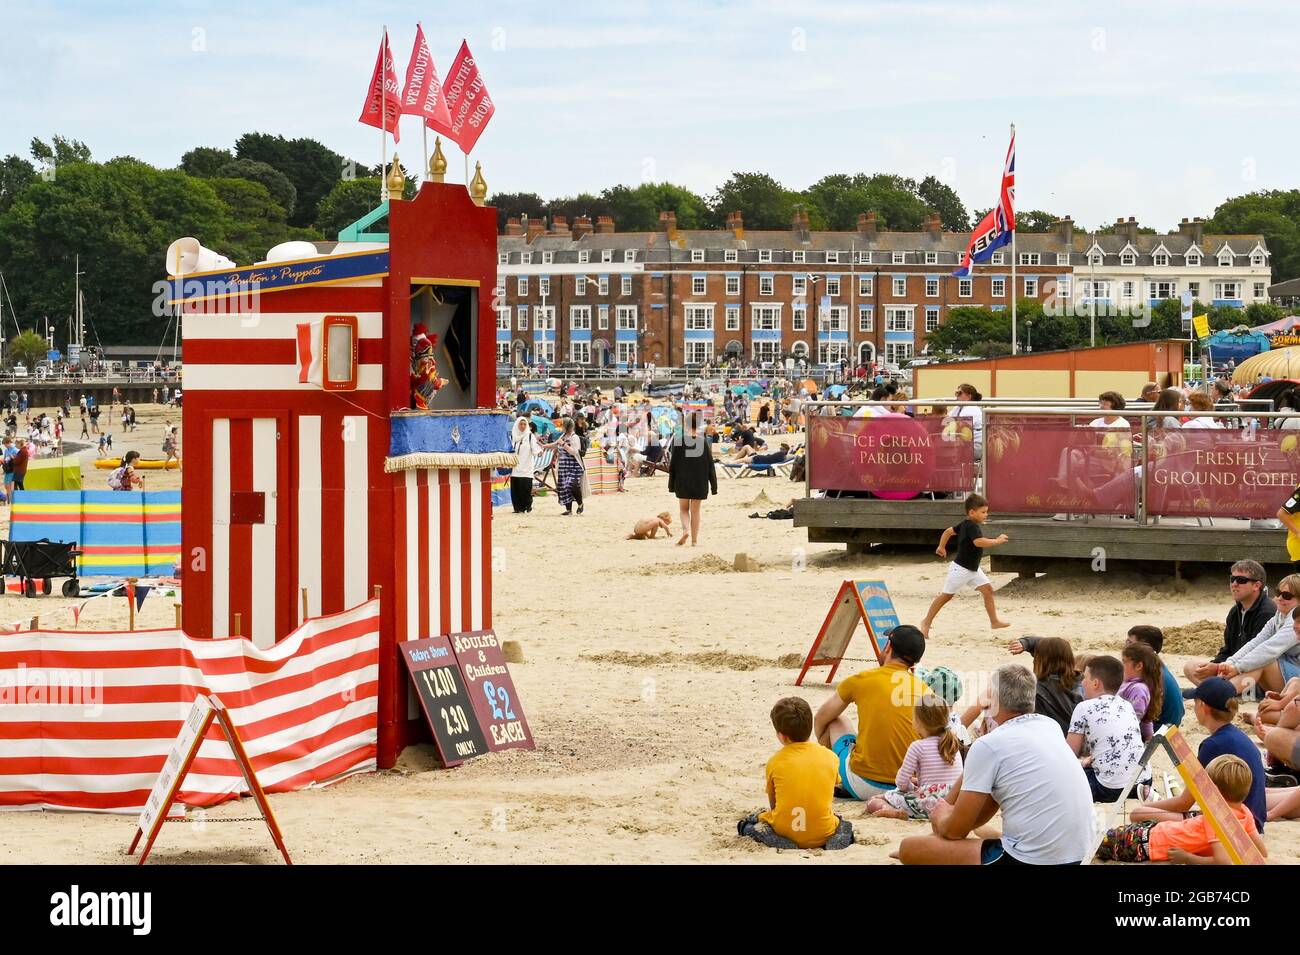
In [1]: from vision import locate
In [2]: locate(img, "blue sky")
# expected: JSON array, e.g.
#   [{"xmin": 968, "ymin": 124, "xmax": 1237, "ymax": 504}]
[{"xmin": 2, "ymin": 0, "xmax": 1296, "ymax": 230}]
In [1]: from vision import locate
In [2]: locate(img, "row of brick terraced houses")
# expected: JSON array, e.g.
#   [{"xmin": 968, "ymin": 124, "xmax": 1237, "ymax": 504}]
[{"xmin": 493, "ymin": 209, "xmax": 1271, "ymax": 369}]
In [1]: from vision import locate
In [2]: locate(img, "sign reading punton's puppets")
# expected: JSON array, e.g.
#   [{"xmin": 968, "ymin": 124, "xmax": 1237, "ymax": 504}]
[{"xmin": 808, "ymin": 415, "xmax": 975, "ymax": 496}]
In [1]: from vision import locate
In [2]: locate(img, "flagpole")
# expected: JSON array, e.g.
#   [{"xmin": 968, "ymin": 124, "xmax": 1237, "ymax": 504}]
[
  {"xmin": 1010, "ymin": 122, "xmax": 1017, "ymax": 356},
  {"xmin": 380, "ymin": 26, "xmax": 389, "ymax": 202},
  {"xmin": 419, "ymin": 21, "xmax": 429, "ymax": 179}
]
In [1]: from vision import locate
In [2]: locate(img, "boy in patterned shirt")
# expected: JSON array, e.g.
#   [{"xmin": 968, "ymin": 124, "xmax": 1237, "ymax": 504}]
[{"xmin": 1067, "ymin": 655, "xmax": 1150, "ymax": 801}]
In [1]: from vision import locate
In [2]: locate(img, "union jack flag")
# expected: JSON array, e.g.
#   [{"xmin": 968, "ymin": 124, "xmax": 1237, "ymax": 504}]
[{"xmin": 954, "ymin": 128, "xmax": 1016, "ymax": 277}]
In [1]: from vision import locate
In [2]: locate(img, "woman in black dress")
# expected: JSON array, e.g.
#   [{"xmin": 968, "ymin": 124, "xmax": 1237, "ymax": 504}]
[{"xmin": 667, "ymin": 411, "xmax": 717, "ymax": 546}]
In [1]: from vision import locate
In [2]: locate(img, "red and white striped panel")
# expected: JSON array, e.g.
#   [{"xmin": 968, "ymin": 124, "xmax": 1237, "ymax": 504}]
[
  {"xmin": 0, "ymin": 600, "xmax": 380, "ymax": 813},
  {"xmin": 392, "ymin": 469, "xmax": 493, "ymax": 643},
  {"xmin": 182, "ymin": 310, "xmax": 385, "ymax": 392}
]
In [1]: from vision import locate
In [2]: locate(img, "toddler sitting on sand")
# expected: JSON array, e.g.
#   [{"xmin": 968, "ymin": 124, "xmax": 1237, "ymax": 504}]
[
  {"xmin": 865, "ymin": 695, "xmax": 963, "ymax": 820},
  {"xmin": 738, "ymin": 697, "xmax": 854, "ymax": 850}
]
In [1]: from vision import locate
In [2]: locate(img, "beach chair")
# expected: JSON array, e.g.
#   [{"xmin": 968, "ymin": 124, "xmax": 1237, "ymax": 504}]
[
  {"xmin": 532, "ymin": 447, "xmax": 557, "ymax": 492},
  {"xmin": 723, "ymin": 457, "xmax": 794, "ymax": 479}
]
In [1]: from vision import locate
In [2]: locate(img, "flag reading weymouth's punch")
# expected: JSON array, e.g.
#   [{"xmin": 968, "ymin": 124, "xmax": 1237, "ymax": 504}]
[
  {"xmin": 401, "ymin": 24, "xmax": 452, "ymax": 129},
  {"xmin": 954, "ymin": 128, "xmax": 1016, "ymax": 278},
  {"xmin": 358, "ymin": 30, "xmax": 402, "ymax": 142},
  {"xmin": 429, "ymin": 40, "xmax": 495, "ymax": 153}
]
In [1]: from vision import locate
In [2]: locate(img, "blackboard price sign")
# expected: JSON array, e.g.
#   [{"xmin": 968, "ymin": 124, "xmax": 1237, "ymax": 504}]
[
  {"xmin": 400, "ymin": 635, "xmax": 489, "ymax": 767},
  {"xmin": 450, "ymin": 630, "xmax": 534, "ymax": 752}
]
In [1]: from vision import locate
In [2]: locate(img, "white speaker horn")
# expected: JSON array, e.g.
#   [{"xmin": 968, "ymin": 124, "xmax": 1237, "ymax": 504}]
[
  {"xmin": 165, "ymin": 237, "xmax": 236, "ymax": 276},
  {"xmin": 260, "ymin": 240, "xmax": 320, "ymax": 264}
]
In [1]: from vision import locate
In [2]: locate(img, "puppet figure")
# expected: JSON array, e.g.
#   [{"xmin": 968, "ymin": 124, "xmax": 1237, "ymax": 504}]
[{"xmin": 410, "ymin": 323, "xmax": 448, "ymax": 409}]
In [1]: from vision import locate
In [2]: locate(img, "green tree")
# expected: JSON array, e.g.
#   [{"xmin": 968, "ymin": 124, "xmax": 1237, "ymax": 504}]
[
  {"xmin": 30, "ymin": 135, "xmax": 91, "ymax": 168},
  {"xmin": 1015, "ymin": 209, "xmax": 1064, "ymax": 232},
  {"xmin": 314, "ymin": 177, "xmax": 383, "ymax": 240},
  {"xmin": 180, "ymin": 146, "xmax": 235, "ymax": 178},
  {"xmin": 631, "ymin": 182, "xmax": 713, "ymax": 229},
  {"xmin": 1206, "ymin": 190, "xmax": 1300, "ymax": 283},
  {"xmin": 917, "ymin": 175, "xmax": 970, "ymax": 231},
  {"xmin": 207, "ymin": 177, "xmax": 294, "ymax": 265},
  {"xmin": 234, "ymin": 133, "xmax": 360, "ymax": 229},
  {"xmin": 546, "ymin": 192, "xmax": 609, "ymax": 225},
  {"xmin": 214, "ymin": 159, "xmax": 296, "ymax": 219},
  {"xmin": 9, "ymin": 329, "xmax": 47, "ymax": 369},
  {"xmin": 710, "ymin": 172, "xmax": 795, "ymax": 230},
  {"xmin": 1244, "ymin": 301, "xmax": 1285, "ymax": 326},
  {"xmin": 0, "ymin": 155, "xmax": 36, "ymax": 213}
]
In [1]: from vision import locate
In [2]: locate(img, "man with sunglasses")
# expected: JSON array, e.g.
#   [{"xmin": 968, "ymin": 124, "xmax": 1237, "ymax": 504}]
[
  {"xmin": 1183, "ymin": 560, "xmax": 1276, "ymax": 688},
  {"xmin": 1219, "ymin": 573, "xmax": 1300, "ymax": 696}
]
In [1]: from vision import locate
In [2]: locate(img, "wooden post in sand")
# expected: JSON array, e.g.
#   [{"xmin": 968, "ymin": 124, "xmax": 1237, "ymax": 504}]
[
  {"xmin": 174, "ymin": 603, "xmax": 182, "ymax": 629},
  {"xmin": 233, "ymin": 612, "xmax": 242, "ymax": 638},
  {"xmin": 301, "ymin": 588, "xmax": 309, "ymax": 623}
]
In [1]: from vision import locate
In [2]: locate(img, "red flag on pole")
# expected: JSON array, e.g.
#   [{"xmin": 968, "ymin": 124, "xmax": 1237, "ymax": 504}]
[
  {"xmin": 430, "ymin": 40, "xmax": 495, "ymax": 152},
  {"xmin": 358, "ymin": 31, "xmax": 402, "ymax": 143},
  {"xmin": 401, "ymin": 24, "xmax": 453, "ymax": 129}
]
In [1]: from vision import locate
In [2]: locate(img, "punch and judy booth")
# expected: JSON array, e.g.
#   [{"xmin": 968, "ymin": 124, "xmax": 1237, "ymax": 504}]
[{"xmin": 170, "ymin": 163, "xmax": 511, "ymax": 768}]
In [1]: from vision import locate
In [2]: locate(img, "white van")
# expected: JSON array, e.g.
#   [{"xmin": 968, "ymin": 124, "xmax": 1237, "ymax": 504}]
[{"xmin": 11, "ymin": 364, "xmax": 27, "ymax": 379}]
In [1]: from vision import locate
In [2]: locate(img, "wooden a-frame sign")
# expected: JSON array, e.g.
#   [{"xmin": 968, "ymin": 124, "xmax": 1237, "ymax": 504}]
[
  {"xmin": 795, "ymin": 580, "xmax": 901, "ymax": 686},
  {"xmin": 127, "ymin": 693, "xmax": 292, "ymax": 865},
  {"xmin": 1085, "ymin": 725, "xmax": 1264, "ymax": 865}
]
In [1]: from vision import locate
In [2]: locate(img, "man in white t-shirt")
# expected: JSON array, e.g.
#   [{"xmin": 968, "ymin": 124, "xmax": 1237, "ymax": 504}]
[{"xmin": 893, "ymin": 663, "xmax": 1094, "ymax": 865}]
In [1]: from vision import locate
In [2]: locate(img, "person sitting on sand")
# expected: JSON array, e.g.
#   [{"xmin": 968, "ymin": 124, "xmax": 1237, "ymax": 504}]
[
  {"xmin": 814, "ymin": 625, "xmax": 930, "ymax": 800},
  {"xmin": 1006, "ymin": 636, "xmax": 1081, "ymax": 736},
  {"xmin": 748, "ymin": 443, "xmax": 791, "ymax": 466},
  {"xmin": 1067, "ymin": 655, "xmax": 1150, "ymax": 801},
  {"xmin": 865, "ymin": 694, "xmax": 964, "ymax": 820},
  {"xmin": 1096, "ymin": 755, "xmax": 1266, "ymax": 864},
  {"xmin": 1184, "ymin": 561, "xmax": 1276, "ymax": 687},
  {"xmin": 1134, "ymin": 678, "xmax": 1267, "ymax": 831},
  {"xmin": 893, "ymin": 663, "xmax": 1094, "ymax": 865},
  {"xmin": 1125, "ymin": 626, "xmax": 1184, "ymax": 731},
  {"xmin": 1216, "ymin": 574, "xmax": 1300, "ymax": 697},
  {"xmin": 737, "ymin": 697, "xmax": 851, "ymax": 850}
]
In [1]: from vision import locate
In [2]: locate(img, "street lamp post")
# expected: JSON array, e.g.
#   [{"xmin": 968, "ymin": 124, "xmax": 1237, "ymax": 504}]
[{"xmin": 1026, "ymin": 319, "xmax": 1033, "ymax": 352}]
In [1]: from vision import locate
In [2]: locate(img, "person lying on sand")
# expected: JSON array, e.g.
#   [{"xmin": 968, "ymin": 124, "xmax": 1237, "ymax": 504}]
[{"xmin": 627, "ymin": 512, "xmax": 673, "ymax": 540}]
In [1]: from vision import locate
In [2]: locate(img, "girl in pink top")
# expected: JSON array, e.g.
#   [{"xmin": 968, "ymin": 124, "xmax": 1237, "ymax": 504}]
[{"xmin": 866, "ymin": 697, "xmax": 964, "ymax": 819}]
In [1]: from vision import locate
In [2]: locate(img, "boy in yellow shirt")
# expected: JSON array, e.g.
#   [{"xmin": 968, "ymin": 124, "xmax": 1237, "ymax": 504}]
[{"xmin": 738, "ymin": 697, "xmax": 853, "ymax": 850}]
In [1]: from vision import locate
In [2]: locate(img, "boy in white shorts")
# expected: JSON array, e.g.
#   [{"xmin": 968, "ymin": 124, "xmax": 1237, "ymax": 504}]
[{"xmin": 919, "ymin": 492, "xmax": 1010, "ymax": 636}]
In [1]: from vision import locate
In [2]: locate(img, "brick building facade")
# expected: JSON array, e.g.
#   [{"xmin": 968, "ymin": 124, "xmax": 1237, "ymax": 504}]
[{"xmin": 494, "ymin": 210, "xmax": 1268, "ymax": 369}]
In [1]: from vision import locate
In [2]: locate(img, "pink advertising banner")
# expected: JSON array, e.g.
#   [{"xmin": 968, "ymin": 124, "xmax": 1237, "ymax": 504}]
[
  {"xmin": 1144, "ymin": 427, "xmax": 1300, "ymax": 519},
  {"xmin": 985, "ymin": 417, "xmax": 1138, "ymax": 515},
  {"xmin": 808, "ymin": 414, "xmax": 976, "ymax": 496}
]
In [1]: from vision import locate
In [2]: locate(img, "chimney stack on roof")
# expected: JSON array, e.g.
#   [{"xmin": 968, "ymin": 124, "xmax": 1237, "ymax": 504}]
[
  {"xmin": 791, "ymin": 208, "xmax": 811, "ymax": 236},
  {"xmin": 1178, "ymin": 216, "xmax": 1205, "ymax": 246},
  {"xmin": 526, "ymin": 218, "xmax": 545, "ymax": 242},
  {"xmin": 595, "ymin": 215, "xmax": 615, "ymax": 234},
  {"xmin": 923, "ymin": 212, "xmax": 942, "ymax": 236},
  {"xmin": 1054, "ymin": 216, "xmax": 1074, "ymax": 245},
  {"xmin": 572, "ymin": 215, "xmax": 593, "ymax": 239},
  {"xmin": 726, "ymin": 210, "xmax": 745, "ymax": 239},
  {"xmin": 857, "ymin": 211, "xmax": 878, "ymax": 238},
  {"xmin": 548, "ymin": 215, "xmax": 568, "ymax": 235},
  {"xmin": 659, "ymin": 210, "xmax": 678, "ymax": 241},
  {"xmin": 504, "ymin": 216, "xmax": 523, "ymax": 237}
]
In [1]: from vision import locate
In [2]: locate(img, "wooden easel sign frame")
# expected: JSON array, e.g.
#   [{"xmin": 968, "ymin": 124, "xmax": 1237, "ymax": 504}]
[
  {"xmin": 795, "ymin": 580, "xmax": 901, "ymax": 686},
  {"xmin": 1085, "ymin": 725, "xmax": 1264, "ymax": 866},
  {"xmin": 127, "ymin": 694, "xmax": 292, "ymax": 865}
]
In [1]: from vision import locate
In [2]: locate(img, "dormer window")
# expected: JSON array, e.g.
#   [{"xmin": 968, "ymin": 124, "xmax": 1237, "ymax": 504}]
[
  {"xmin": 1218, "ymin": 250, "xmax": 1234, "ymax": 266},
  {"xmin": 1252, "ymin": 253, "xmax": 1265, "ymax": 267},
  {"xmin": 1120, "ymin": 251, "xmax": 1136, "ymax": 266},
  {"xmin": 724, "ymin": 249, "xmax": 738, "ymax": 262},
  {"xmin": 1153, "ymin": 252, "xmax": 1168, "ymax": 267},
  {"xmin": 691, "ymin": 249, "xmax": 705, "ymax": 263},
  {"xmin": 826, "ymin": 251, "xmax": 839, "ymax": 264},
  {"xmin": 521, "ymin": 252, "xmax": 532, "ymax": 265},
  {"xmin": 578, "ymin": 250, "xmax": 590, "ymax": 263},
  {"xmin": 601, "ymin": 249, "xmax": 613, "ymax": 263},
  {"xmin": 624, "ymin": 249, "xmax": 636, "ymax": 262},
  {"xmin": 892, "ymin": 252, "xmax": 905, "ymax": 264},
  {"xmin": 793, "ymin": 251, "xmax": 806, "ymax": 263},
  {"xmin": 759, "ymin": 249, "xmax": 772, "ymax": 263},
  {"xmin": 1090, "ymin": 253, "xmax": 1103, "ymax": 266},
  {"xmin": 991, "ymin": 252, "xmax": 1005, "ymax": 265},
  {"xmin": 1056, "ymin": 253, "xmax": 1070, "ymax": 266},
  {"xmin": 1187, "ymin": 253, "xmax": 1201, "ymax": 267}
]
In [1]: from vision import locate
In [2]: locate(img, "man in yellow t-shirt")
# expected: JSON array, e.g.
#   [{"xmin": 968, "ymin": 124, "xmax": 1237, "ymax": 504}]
[
  {"xmin": 814, "ymin": 625, "xmax": 930, "ymax": 800},
  {"xmin": 740, "ymin": 697, "xmax": 842, "ymax": 849}
]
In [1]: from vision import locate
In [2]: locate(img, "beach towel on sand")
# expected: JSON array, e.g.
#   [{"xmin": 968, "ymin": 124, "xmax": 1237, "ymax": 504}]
[{"xmin": 736, "ymin": 813, "xmax": 854, "ymax": 850}]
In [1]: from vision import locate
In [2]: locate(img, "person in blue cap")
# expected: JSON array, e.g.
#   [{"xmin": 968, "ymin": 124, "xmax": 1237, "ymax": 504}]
[{"xmin": 1130, "ymin": 676, "xmax": 1266, "ymax": 832}]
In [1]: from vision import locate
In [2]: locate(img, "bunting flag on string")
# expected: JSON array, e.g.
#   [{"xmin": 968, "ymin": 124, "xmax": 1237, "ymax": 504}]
[
  {"xmin": 429, "ymin": 40, "xmax": 495, "ymax": 152},
  {"xmin": 71, "ymin": 605, "xmax": 81, "ymax": 629},
  {"xmin": 358, "ymin": 30, "xmax": 402, "ymax": 142},
  {"xmin": 401, "ymin": 23, "xmax": 453, "ymax": 129},
  {"xmin": 135, "ymin": 585, "xmax": 152, "ymax": 611}
]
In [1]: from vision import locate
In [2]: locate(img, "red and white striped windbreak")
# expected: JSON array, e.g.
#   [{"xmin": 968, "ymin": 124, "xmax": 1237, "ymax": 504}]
[{"xmin": 0, "ymin": 599, "xmax": 379, "ymax": 812}]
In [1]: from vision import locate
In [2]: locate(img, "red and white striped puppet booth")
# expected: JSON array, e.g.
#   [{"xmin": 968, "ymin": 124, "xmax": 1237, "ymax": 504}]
[{"xmin": 170, "ymin": 169, "xmax": 510, "ymax": 770}]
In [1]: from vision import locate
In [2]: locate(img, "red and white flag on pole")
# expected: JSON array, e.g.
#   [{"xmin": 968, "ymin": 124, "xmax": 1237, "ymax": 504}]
[
  {"xmin": 401, "ymin": 24, "xmax": 453, "ymax": 129},
  {"xmin": 358, "ymin": 30, "xmax": 402, "ymax": 143},
  {"xmin": 430, "ymin": 40, "xmax": 495, "ymax": 152}
]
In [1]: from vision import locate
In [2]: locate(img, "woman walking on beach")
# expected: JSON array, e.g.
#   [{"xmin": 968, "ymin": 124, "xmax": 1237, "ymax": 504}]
[
  {"xmin": 542, "ymin": 417, "xmax": 586, "ymax": 516},
  {"xmin": 668, "ymin": 411, "xmax": 717, "ymax": 546},
  {"xmin": 510, "ymin": 416, "xmax": 539, "ymax": 514}
]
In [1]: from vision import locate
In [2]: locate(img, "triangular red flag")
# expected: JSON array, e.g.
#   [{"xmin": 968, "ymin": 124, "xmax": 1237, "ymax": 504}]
[
  {"xmin": 430, "ymin": 40, "xmax": 495, "ymax": 152},
  {"xmin": 401, "ymin": 24, "xmax": 453, "ymax": 129},
  {"xmin": 358, "ymin": 30, "xmax": 402, "ymax": 143}
]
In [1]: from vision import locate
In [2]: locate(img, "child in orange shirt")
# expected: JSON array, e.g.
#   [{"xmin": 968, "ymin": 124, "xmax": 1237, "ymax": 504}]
[
  {"xmin": 1095, "ymin": 755, "xmax": 1267, "ymax": 864},
  {"xmin": 738, "ymin": 697, "xmax": 853, "ymax": 850}
]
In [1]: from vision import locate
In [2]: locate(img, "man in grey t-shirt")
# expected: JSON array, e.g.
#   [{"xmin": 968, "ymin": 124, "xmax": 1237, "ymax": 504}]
[{"xmin": 893, "ymin": 663, "xmax": 1095, "ymax": 865}]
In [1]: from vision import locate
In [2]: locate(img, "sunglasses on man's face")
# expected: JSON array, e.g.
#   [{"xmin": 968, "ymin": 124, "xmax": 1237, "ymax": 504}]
[{"xmin": 1229, "ymin": 575, "xmax": 1259, "ymax": 585}]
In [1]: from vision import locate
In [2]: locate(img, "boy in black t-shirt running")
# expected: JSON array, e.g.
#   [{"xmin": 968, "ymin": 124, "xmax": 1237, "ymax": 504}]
[{"xmin": 919, "ymin": 492, "xmax": 1010, "ymax": 637}]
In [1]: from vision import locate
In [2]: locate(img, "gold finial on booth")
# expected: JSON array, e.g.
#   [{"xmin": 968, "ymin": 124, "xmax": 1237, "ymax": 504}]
[
  {"xmin": 429, "ymin": 137, "xmax": 447, "ymax": 183},
  {"xmin": 470, "ymin": 161, "xmax": 487, "ymax": 206},
  {"xmin": 386, "ymin": 155, "xmax": 406, "ymax": 201}
]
